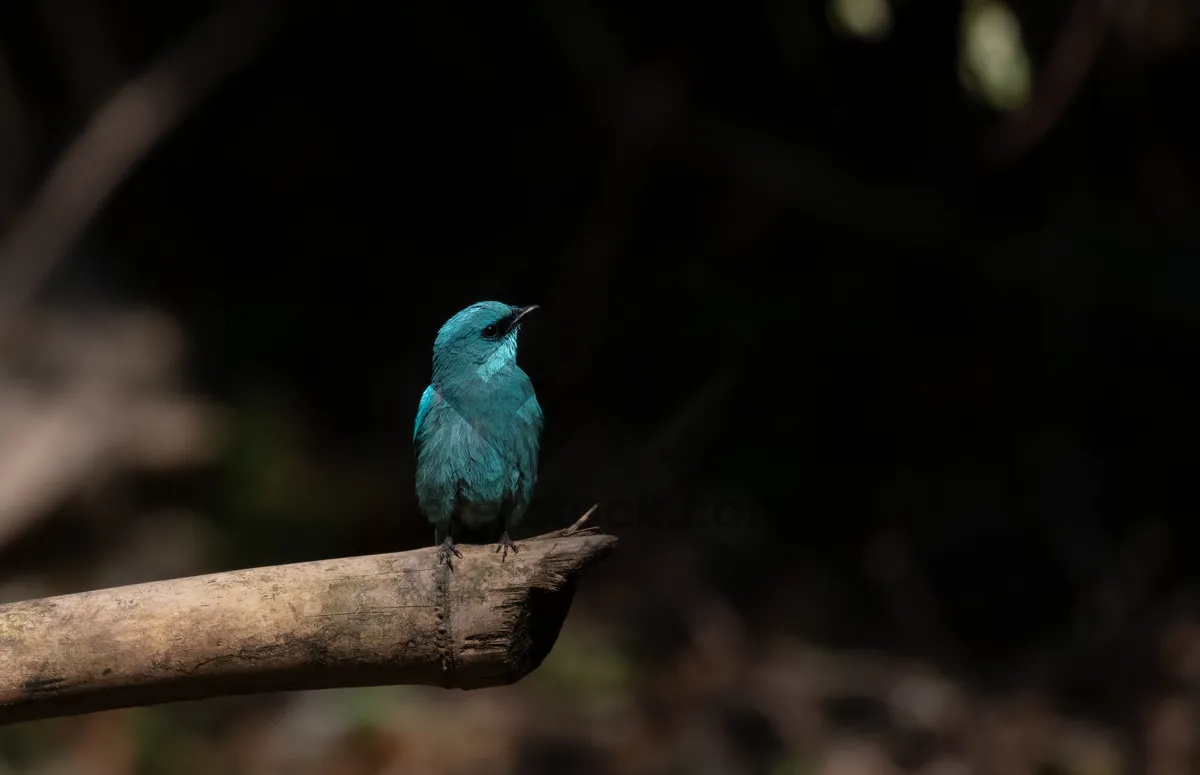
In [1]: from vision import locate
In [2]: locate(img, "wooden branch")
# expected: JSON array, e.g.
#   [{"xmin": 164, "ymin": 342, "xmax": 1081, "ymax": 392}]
[{"xmin": 0, "ymin": 527, "xmax": 617, "ymax": 726}]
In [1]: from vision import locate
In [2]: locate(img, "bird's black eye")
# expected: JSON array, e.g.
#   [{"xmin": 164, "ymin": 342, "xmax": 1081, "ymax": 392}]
[{"xmin": 482, "ymin": 323, "xmax": 499, "ymax": 338}]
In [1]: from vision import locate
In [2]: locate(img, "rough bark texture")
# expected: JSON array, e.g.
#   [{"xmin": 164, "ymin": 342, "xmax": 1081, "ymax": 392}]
[{"xmin": 0, "ymin": 527, "xmax": 616, "ymax": 726}]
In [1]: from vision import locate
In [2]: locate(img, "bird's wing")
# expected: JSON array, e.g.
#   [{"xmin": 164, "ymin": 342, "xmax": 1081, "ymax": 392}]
[
  {"xmin": 518, "ymin": 392, "xmax": 544, "ymax": 435},
  {"xmin": 533, "ymin": 395, "xmax": 544, "ymax": 431},
  {"xmin": 413, "ymin": 385, "xmax": 436, "ymax": 446}
]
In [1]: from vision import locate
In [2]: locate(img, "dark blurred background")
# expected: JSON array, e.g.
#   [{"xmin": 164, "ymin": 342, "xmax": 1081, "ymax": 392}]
[{"xmin": 2, "ymin": 0, "xmax": 1200, "ymax": 772}]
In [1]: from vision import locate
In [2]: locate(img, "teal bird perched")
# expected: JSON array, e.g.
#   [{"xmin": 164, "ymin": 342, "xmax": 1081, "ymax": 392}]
[{"xmin": 413, "ymin": 301, "xmax": 543, "ymax": 566}]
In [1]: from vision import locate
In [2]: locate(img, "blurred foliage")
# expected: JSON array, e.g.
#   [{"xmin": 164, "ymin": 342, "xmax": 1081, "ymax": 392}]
[{"xmin": 960, "ymin": 0, "xmax": 1032, "ymax": 110}]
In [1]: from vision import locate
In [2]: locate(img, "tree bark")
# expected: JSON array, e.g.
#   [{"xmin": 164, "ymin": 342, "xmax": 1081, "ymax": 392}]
[{"xmin": 0, "ymin": 527, "xmax": 616, "ymax": 726}]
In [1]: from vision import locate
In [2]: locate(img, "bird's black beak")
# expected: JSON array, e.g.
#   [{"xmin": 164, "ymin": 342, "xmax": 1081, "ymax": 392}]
[{"xmin": 509, "ymin": 305, "xmax": 538, "ymax": 327}]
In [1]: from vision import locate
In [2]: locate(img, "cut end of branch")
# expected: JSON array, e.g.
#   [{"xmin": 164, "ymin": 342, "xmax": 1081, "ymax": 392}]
[
  {"xmin": 426, "ymin": 527, "xmax": 617, "ymax": 690},
  {"xmin": 502, "ymin": 528, "xmax": 615, "ymax": 684}
]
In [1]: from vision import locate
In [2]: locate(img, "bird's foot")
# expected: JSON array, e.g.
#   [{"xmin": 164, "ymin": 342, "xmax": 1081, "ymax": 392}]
[
  {"xmin": 494, "ymin": 531, "xmax": 519, "ymax": 562},
  {"xmin": 437, "ymin": 536, "xmax": 463, "ymax": 569}
]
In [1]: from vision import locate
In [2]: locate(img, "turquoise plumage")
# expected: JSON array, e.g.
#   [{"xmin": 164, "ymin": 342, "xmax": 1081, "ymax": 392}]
[{"xmin": 413, "ymin": 301, "xmax": 543, "ymax": 565}]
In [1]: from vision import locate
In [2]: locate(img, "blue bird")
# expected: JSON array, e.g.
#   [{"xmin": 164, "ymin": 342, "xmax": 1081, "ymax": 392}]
[{"xmin": 414, "ymin": 301, "xmax": 543, "ymax": 566}]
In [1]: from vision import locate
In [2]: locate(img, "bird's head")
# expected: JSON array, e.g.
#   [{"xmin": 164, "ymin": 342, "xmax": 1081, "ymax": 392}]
[{"xmin": 431, "ymin": 301, "xmax": 538, "ymax": 379}]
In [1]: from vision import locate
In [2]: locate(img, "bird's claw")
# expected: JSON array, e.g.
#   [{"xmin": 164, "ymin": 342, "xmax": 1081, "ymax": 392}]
[
  {"xmin": 437, "ymin": 537, "xmax": 463, "ymax": 569},
  {"xmin": 495, "ymin": 532, "xmax": 518, "ymax": 562}
]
